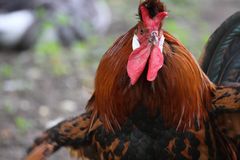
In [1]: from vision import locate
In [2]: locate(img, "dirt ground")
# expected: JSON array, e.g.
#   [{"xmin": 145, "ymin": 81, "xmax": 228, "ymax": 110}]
[{"xmin": 0, "ymin": 1, "xmax": 240, "ymax": 159}]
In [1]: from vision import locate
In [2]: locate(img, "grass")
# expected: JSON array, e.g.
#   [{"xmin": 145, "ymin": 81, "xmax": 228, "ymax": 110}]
[
  {"xmin": 15, "ymin": 116, "xmax": 32, "ymax": 134},
  {"xmin": 0, "ymin": 64, "xmax": 13, "ymax": 78},
  {"xmin": 3, "ymin": 101, "xmax": 14, "ymax": 114},
  {"xmin": 34, "ymin": 41, "xmax": 69, "ymax": 76}
]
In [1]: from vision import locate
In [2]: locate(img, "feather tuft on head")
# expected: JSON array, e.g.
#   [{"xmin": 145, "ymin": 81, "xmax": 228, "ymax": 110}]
[{"xmin": 139, "ymin": 0, "xmax": 166, "ymax": 19}]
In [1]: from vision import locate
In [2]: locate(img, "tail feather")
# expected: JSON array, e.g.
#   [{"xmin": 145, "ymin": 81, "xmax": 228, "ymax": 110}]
[
  {"xmin": 201, "ymin": 11, "xmax": 240, "ymax": 159},
  {"xmin": 200, "ymin": 11, "xmax": 240, "ymax": 85}
]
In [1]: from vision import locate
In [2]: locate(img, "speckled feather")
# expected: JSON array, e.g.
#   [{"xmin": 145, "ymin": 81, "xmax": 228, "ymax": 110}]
[{"xmin": 25, "ymin": 88, "xmax": 239, "ymax": 160}]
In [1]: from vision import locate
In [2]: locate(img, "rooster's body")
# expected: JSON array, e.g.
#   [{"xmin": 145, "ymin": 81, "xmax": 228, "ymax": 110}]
[{"xmin": 25, "ymin": 1, "xmax": 240, "ymax": 160}]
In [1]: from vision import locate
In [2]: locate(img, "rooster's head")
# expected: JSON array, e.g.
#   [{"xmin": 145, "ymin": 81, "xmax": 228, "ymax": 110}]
[{"xmin": 127, "ymin": 0, "xmax": 168, "ymax": 85}]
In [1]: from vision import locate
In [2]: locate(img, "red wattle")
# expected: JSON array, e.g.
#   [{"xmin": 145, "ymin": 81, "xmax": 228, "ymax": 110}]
[
  {"xmin": 127, "ymin": 45, "xmax": 151, "ymax": 85},
  {"xmin": 147, "ymin": 45, "xmax": 164, "ymax": 81}
]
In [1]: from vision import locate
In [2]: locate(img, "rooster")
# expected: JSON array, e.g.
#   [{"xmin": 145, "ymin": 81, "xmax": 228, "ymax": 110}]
[{"xmin": 25, "ymin": 0, "xmax": 239, "ymax": 160}]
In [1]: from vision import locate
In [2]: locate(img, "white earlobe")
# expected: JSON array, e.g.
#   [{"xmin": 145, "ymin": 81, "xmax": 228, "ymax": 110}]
[
  {"xmin": 132, "ymin": 34, "xmax": 140, "ymax": 50},
  {"xmin": 159, "ymin": 34, "xmax": 165, "ymax": 52}
]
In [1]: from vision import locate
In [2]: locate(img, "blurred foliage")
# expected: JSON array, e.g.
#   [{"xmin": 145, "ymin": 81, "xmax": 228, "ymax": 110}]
[
  {"xmin": 36, "ymin": 41, "xmax": 61, "ymax": 56},
  {"xmin": 3, "ymin": 101, "xmax": 14, "ymax": 114},
  {"xmin": 56, "ymin": 13, "xmax": 70, "ymax": 26},
  {"xmin": 15, "ymin": 116, "xmax": 32, "ymax": 133},
  {"xmin": 0, "ymin": 64, "xmax": 13, "ymax": 78},
  {"xmin": 164, "ymin": 19, "xmax": 189, "ymax": 45},
  {"xmin": 35, "ymin": 41, "xmax": 69, "ymax": 76},
  {"xmin": 36, "ymin": 7, "xmax": 47, "ymax": 19}
]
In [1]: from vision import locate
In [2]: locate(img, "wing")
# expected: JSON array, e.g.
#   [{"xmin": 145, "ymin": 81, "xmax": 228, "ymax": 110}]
[
  {"xmin": 25, "ymin": 93, "xmax": 130, "ymax": 160},
  {"xmin": 25, "ymin": 111, "xmax": 103, "ymax": 160}
]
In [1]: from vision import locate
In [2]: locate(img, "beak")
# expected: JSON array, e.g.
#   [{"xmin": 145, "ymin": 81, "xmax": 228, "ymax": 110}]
[{"xmin": 149, "ymin": 31, "xmax": 159, "ymax": 45}]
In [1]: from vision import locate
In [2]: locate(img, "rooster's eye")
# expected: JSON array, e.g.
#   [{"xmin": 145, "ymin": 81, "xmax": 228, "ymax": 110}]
[{"xmin": 140, "ymin": 29, "xmax": 144, "ymax": 35}]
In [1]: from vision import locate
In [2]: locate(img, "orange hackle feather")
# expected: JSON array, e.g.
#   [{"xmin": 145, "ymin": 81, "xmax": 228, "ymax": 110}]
[{"xmin": 91, "ymin": 0, "xmax": 215, "ymax": 131}]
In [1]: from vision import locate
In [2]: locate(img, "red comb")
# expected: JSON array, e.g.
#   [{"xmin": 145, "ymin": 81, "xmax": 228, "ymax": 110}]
[{"xmin": 140, "ymin": 5, "xmax": 168, "ymax": 29}]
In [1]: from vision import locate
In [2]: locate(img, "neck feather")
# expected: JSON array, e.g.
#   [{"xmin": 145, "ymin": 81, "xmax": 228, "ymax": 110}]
[{"xmin": 92, "ymin": 28, "xmax": 215, "ymax": 131}]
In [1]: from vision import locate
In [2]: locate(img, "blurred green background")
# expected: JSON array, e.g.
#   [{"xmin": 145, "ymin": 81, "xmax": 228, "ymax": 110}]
[{"xmin": 0, "ymin": 0, "xmax": 239, "ymax": 159}]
